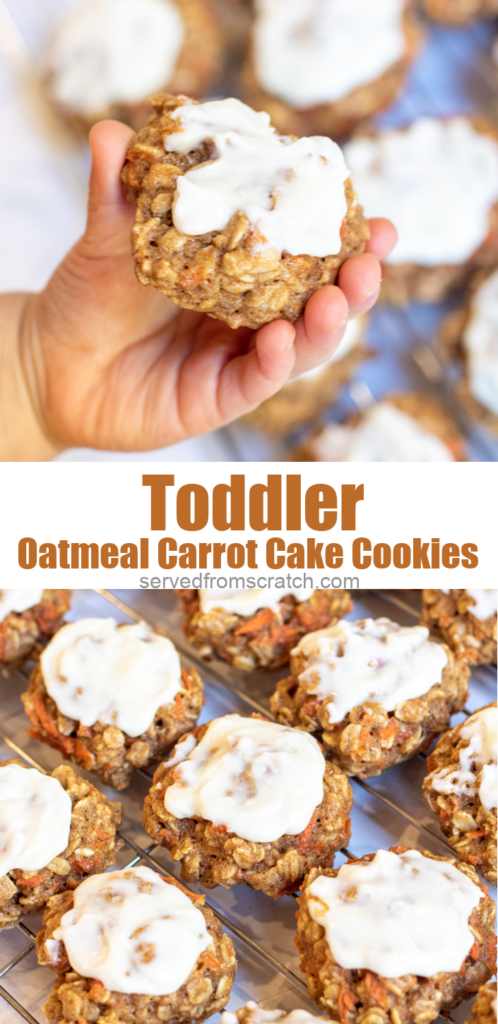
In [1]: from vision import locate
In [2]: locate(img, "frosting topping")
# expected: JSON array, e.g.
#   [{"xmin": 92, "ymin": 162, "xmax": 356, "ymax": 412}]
[
  {"xmin": 199, "ymin": 586, "xmax": 311, "ymax": 618},
  {"xmin": 307, "ymin": 849, "xmax": 484, "ymax": 977},
  {"xmin": 466, "ymin": 589, "xmax": 497, "ymax": 622},
  {"xmin": 41, "ymin": 618, "xmax": 183, "ymax": 737},
  {"xmin": 46, "ymin": 0, "xmax": 184, "ymax": 115},
  {"xmin": 165, "ymin": 98, "xmax": 350, "ymax": 257},
  {"xmin": 430, "ymin": 705, "xmax": 497, "ymax": 812},
  {"xmin": 51, "ymin": 867, "xmax": 210, "ymax": 995},
  {"xmin": 223, "ymin": 1005, "xmax": 325, "ymax": 1024},
  {"xmin": 0, "ymin": 763, "xmax": 72, "ymax": 876},
  {"xmin": 345, "ymin": 118, "xmax": 498, "ymax": 266},
  {"xmin": 0, "ymin": 589, "xmax": 44, "ymax": 620},
  {"xmin": 463, "ymin": 270, "xmax": 498, "ymax": 417},
  {"xmin": 253, "ymin": 0, "xmax": 406, "ymax": 109},
  {"xmin": 164, "ymin": 714, "xmax": 325, "ymax": 842},
  {"xmin": 292, "ymin": 617, "xmax": 448, "ymax": 724},
  {"xmin": 309, "ymin": 403, "xmax": 454, "ymax": 462}
]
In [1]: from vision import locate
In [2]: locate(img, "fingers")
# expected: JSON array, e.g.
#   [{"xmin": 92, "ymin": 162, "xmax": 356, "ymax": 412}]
[
  {"xmin": 364, "ymin": 217, "xmax": 398, "ymax": 260},
  {"xmin": 216, "ymin": 319, "xmax": 297, "ymax": 421},
  {"xmin": 85, "ymin": 120, "xmax": 136, "ymax": 254},
  {"xmin": 288, "ymin": 284, "xmax": 348, "ymax": 378},
  {"xmin": 337, "ymin": 252, "xmax": 382, "ymax": 317}
]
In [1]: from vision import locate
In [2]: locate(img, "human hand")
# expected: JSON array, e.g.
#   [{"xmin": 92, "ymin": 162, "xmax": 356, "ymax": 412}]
[{"xmin": 4, "ymin": 121, "xmax": 397, "ymax": 460}]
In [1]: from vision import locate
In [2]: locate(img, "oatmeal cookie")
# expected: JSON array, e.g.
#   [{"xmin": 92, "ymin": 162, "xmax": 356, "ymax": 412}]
[
  {"xmin": 465, "ymin": 983, "xmax": 497, "ymax": 1024},
  {"xmin": 421, "ymin": 590, "xmax": 497, "ymax": 664},
  {"xmin": 37, "ymin": 868, "xmax": 236, "ymax": 1024},
  {"xmin": 143, "ymin": 715, "xmax": 352, "ymax": 898},
  {"xmin": 22, "ymin": 618, "xmax": 204, "ymax": 790},
  {"xmin": 0, "ymin": 759, "xmax": 122, "ymax": 931},
  {"xmin": 45, "ymin": 0, "xmax": 222, "ymax": 133},
  {"xmin": 344, "ymin": 118, "xmax": 498, "ymax": 305},
  {"xmin": 423, "ymin": 703, "xmax": 497, "ymax": 883},
  {"xmin": 121, "ymin": 95, "xmax": 369, "ymax": 330},
  {"xmin": 242, "ymin": 0, "xmax": 423, "ymax": 139},
  {"xmin": 296, "ymin": 848, "xmax": 496, "ymax": 1024},
  {"xmin": 178, "ymin": 588, "xmax": 353, "ymax": 671},
  {"xmin": 424, "ymin": 0, "xmax": 498, "ymax": 22},
  {"xmin": 271, "ymin": 617, "xmax": 470, "ymax": 777},
  {"xmin": 223, "ymin": 1003, "xmax": 328, "ymax": 1024},
  {"xmin": 296, "ymin": 394, "xmax": 466, "ymax": 463},
  {"xmin": 0, "ymin": 589, "xmax": 70, "ymax": 672}
]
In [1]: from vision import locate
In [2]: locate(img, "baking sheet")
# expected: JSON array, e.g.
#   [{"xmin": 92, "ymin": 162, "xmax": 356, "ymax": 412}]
[{"xmin": 0, "ymin": 588, "xmax": 496, "ymax": 1024}]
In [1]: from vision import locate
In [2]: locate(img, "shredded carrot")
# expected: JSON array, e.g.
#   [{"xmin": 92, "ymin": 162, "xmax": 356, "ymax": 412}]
[
  {"xmin": 213, "ymin": 823, "xmax": 228, "ymax": 835},
  {"xmin": 20, "ymin": 873, "xmax": 46, "ymax": 887},
  {"xmin": 161, "ymin": 875, "xmax": 205, "ymax": 902},
  {"xmin": 390, "ymin": 845, "xmax": 409, "ymax": 855},
  {"xmin": 377, "ymin": 719, "xmax": 398, "ymax": 743},
  {"xmin": 234, "ymin": 607, "xmax": 275, "ymax": 634},
  {"xmin": 181, "ymin": 668, "xmax": 193, "ymax": 691},
  {"xmin": 95, "ymin": 828, "xmax": 110, "ymax": 842},
  {"xmin": 468, "ymin": 856, "xmax": 479, "ymax": 865},
  {"xmin": 172, "ymin": 692, "xmax": 184, "ymax": 718},
  {"xmin": 199, "ymin": 952, "xmax": 223, "ymax": 971},
  {"xmin": 298, "ymin": 810, "xmax": 316, "ymax": 854},
  {"xmin": 466, "ymin": 830, "xmax": 486, "ymax": 839},
  {"xmin": 364, "ymin": 972, "xmax": 390, "ymax": 1008},
  {"xmin": 338, "ymin": 986, "xmax": 357, "ymax": 1022},
  {"xmin": 73, "ymin": 739, "xmax": 95, "ymax": 767},
  {"xmin": 88, "ymin": 981, "xmax": 105, "ymax": 1002},
  {"xmin": 469, "ymin": 943, "xmax": 481, "ymax": 961},
  {"xmin": 33, "ymin": 693, "xmax": 62, "ymax": 740}
]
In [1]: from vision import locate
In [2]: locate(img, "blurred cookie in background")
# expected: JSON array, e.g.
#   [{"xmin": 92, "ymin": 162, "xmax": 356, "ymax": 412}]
[
  {"xmin": 242, "ymin": 0, "xmax": 423, "ymax": 138},
  {"xmin": 297, "ymin": 393, "xmax": 466, "ymax": 461},
  {"xmin": 344, "ymin": 118, "xmax": 498, "ymax": 305},
  {"xmin": 44, "ymin": 0, "xmax": 223, "ymax": 133},
  {"xmin": 245, "ymin": 315, "xmax": 371, "ymax": 436},
  {"xmin": 423, "ymin": 0, "xmax": 498, "ymax": 23}
]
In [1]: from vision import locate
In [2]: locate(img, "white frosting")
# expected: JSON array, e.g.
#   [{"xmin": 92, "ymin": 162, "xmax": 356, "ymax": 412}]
[
  {"xmin": 310, "ymin": 403, "xmax": 454, "ymax": 462},
  {"xmin": 164, "ymin": 714, "xmax": 325, "ymax": 842},
  {"xmin": 51, "ymin": 867, "xmax": 210, "ymax": 995},
  {"xmin": 46, "ymin": 0, "xmax": 184, "ymax": 115},
  {"xmin": 223, "ymin": 1005, "xmax": 324, "ymax": 1024},
  {"xmin": 199, "ymin": 587, "xmax": 311, "ymax": 618},
  {"xmin": 466, "ymin": 589, "xmax": 497, "ymax": 622},
  {"xmin": 165, "ymin": 98, "xmax": 350, "ymax": 257},
  {"xmin": 293, "ymin": 617, "xmax": 447, "ymax": 725},
  {"xmin": 463, "ymin": 270, "xmax": 498, "ymax": 416},
  {"xmin": 344, "ymin": 118, "xmax": 498, "ymax": 266},
  {"xmin": 0, "ymin": 589, "xmax": 44, "ymax": 619},
  {"xmin": 253, "ymin": 0, "xmax": 405, "ymax": 109},
  {"xmin": 0, "ymin": 764, "xmax": 72, "ymax": 876},
  {"xmin": 41, "ymin": 618, "xmax": 183, "ymax": 738},
  {"xmin": 297, "ymin": 316, "xmax": 362, "ymax": 383},
  {"xmin": 307, "ymin": 849, "xmax": 483, "ymax": 977},
  {"xmin": 164, "ymin": 732, "xmax": 198, "ymax": 768},
  {"xmin": 430, "ymin": 706, "xmax": 497, "ymax": 812}
]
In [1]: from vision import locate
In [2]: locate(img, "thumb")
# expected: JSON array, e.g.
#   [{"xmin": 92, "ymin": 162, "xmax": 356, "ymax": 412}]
[{"xmin": 83, "ymin": 120, "xmax": 136, "ymax": 256}]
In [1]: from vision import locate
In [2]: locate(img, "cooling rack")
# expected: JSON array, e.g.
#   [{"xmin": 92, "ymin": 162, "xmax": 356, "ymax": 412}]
[{"xmin": 0, "ymin": 588, "xmax": 496, "ymax": 1024}]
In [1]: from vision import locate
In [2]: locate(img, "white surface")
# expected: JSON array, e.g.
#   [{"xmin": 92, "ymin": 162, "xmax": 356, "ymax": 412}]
[
  {"xmin": 51, "ymin": 866, "xmax": 211, "ymax": 995},
  {"xmin": 0, "ymin": 763, "xmax": 72, "ymax": 875},
  {"xmin": 167, "ymin": 99, "xmax": 349, "ymax": 257},
  {"xmin": 430, "ymin": 704, "xmax": 497, "ymax": 811},
  {"xmin": 464, "ymin": 271, "xmax": 498, "ymax": 418},
  {"xmin": 308, "ymin": 402, "xmax": 455, "ymax": 462},
  {"xmin": 199, "ymin": 587, "xmax": 311, "ymax": 617},
  {"xmin": 253, "ymin": 0, "xmax": 405, "ymax": 109},
  {"xmin": 164, "ymin": 714, "xmax": 325, "ymax": 842},
  {"xmin": 307, "ymin": 849, "xmax": 483, "ymax": 977},
  {"xmin": 0, "ymin": 588, "xmax": 44, "ymax": 618},
  {"xmin": 292, "ymin": 617, "xmax": 448, "ymax": 725},
  {"xmin": 41, "ymin": 617, "xmax": 183, "ymax": 736},
  {"xmin": 345, "ymin": 118, "xmax": 498, "ymax": 266}
]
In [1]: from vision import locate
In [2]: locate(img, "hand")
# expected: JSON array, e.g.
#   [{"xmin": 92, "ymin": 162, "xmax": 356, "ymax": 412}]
[{"xmin": 3, "ymin": 121, "xmax": 397, "ymax": 460}]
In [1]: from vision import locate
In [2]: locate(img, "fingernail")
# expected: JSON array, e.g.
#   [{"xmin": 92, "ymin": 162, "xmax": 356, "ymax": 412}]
[{"xmin": 360, "ymin": 283, "xmax": 381, "ymax": 303}]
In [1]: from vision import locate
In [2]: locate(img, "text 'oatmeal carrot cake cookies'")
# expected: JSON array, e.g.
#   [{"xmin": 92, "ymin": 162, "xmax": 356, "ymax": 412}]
[
  {"xmin": 0, "ymin": 588, "xmax": 70, "ymax": 672},
  {"xmin": 143, "ymin": 713, "xmax": 353, "ymax": 897},
  {"xmin": 296, "ymin": 847, "xmax": 496, "ymax": 1024},
  {"xmin": 424, "ymin": 0, "xmax": 498, "ymax": 23},
  {"xmin": 44, "ymin": 0, "xmax": 222, "ymax": 131},
  {"xmin": 344, "ymin": 117, "xmax": 498, "ymax": 305},
  {"xmin": 243, "ymin": 0, "xmax": 422, "ymax": 139},
  {"xmin": 271, "ymin": 617, "xmax": 470, "ymax": 777},
  {"xmin": 423, "ymin": 703, "xmax": 497, "ymax": 884},
  {"xmin": 37, "ymin": 866, "xmax": 236, "ymax": 1024},
  {"xmin": 298, "ymin": 394, "xmax": 466, "ymax": 463},
  {"xmin": 178, "ymin": 587, "xmax": 353, "ymax": 671},
  {"xmin": 466, "ymin": 983, "xmax": 498, "ymax": 1024},
  {"xmin": 223, "ymin": 1003, "xmax": 328, "ymax": 1024},
  {"xmin": 0, "ymin": 759, "xmax": 122, "ymax": 931},
  {"xmin": 22, "ymin": 617, "xmax": 204, "ymax": 790},
  {"xmin": 421, "ymin": 590, "xmax": 497, "ymax": 664},
  {"xmin": 121, "ymin": 95, "xmax": 369, "ymax": 329}
]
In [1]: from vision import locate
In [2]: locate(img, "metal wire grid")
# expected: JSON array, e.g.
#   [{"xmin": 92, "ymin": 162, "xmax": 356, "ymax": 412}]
[{"xmin": 0, "ymin": 588, "xmax": 496, "ymax": 1024}]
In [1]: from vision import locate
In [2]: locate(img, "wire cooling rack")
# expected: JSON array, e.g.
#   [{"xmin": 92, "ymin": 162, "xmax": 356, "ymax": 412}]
[{"xmin": 0, "ymin": 589, "xmax": 496, "ymax": 1024}]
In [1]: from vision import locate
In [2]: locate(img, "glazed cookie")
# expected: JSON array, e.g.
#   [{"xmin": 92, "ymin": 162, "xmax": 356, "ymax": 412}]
[
  {"xmin": 423, "ymin": 703, "xmax": 497, "ymax": 883},
  {"xmin": 296, "ymin": 848, "xmax": 496, "ymax": 1024},
  {"xmin": 424, "ymin": 0, "xmax": 498, "ymax": 22},
  {"xmin": 421, "ymin": 590, "xmax": 497, "ymax": 664},
  {"xmin": 243, "ymin": 0, "xmax": 422, "ymax": 139},
  {"xmin": 271, "ymin": 617, "xmax": 470, "ymax": 777},
  {"xmin": 143, "ymin": 714, "xmax": 352, "ymax": 897},
  {"xmin": 37, "ymin": 867, "xmax": 236, "ymax": 1024},
  {"xmin": 22, "ymin": 617, "xmax": 203, "ymax": 789},
  {"xmin": 223, "ymin": 1004, "xmax": 328, "ymax": 1024},
  {"xmin": 344, "ymin": 117, "xmax": 498, "ymax": 304},
  {"xmin": 244, "ymin": 316, "xmax": 371, "ymax": 436},
  {"xmin": 44, "ymin": 0, "xmax": 222, "ymax": 132},
  {"xmin": 297, "ymin": 394, "xmax": 466, "ymax": 462},
  {"xmin": 465, "ymin": 983, "xmax": 497, "ymax": 1024},
  {"xmin": 121, "ymin": 94, "xmax": 369, "ymax": 329},
  {"xmin": 0, "ymin": 760, "xmax": 122, "ymax": 931},
  {"xmin": 438, "ymin": 269, "xmax": 498, "ymax": 439},
  {"xmin": 0, "ymin": 589, "xmax": 70, "ymax": 672},
  {"xmin": 178, "ymin": 587, "xmax": 353, "ymax": 671}
]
